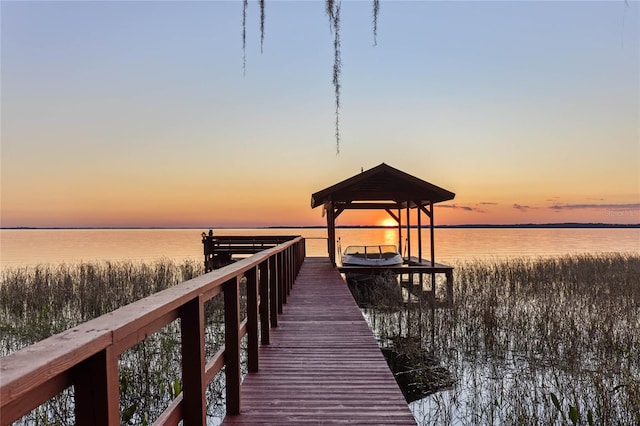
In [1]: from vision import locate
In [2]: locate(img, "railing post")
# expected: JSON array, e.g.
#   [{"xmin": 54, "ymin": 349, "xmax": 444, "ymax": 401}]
[
  {"xmin": 282, "ymin": 250, "xmax": 289, "ymax": 297},
  {"xmin": 292, "ymin": 247, "xmax": 296, "ymax": 283},
  {"xmin": 278, "ymin": 252, "xmax": 286, "ymax": 310},
  {"xmin": 74, "ymin": 347, "xmax": 119, "ymax": 425},
  {"xmin": 287, "ymin": 248, "xmax": 293, "ymax": 293},
  {"xmin": 259, "ymin": 260, "xmax": 270, "ymax": 344},
  {"xmin": 269, "ymin": 255, "xmax": 278, "ymax": 327},
  {"xmin": 224, "ymin": 277, "xmax": 241, "ymax": 415},
  {"xmin": 181, "ymin": 297, "xmax": 206, "ymax": 425},
  {"xmin": 246, "ymin": 267, "xmax": 259, "ymax": 372},
  {"xmin": 296, "ymin": 240, "xmax": 303, "ymax": 272}
]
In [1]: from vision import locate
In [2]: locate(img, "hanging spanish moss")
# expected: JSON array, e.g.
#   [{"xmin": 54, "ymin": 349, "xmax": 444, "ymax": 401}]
[
  {"xmin": 325, "ymin": 0, "xmax": 335, "ymax": 24},
  {"xmin": 259, "ymin": 0, "xmax": 265, "ymax": 53},
  {"xmin": 239, "ymin": 0, "xmax": 386, "ymax": 153},
  {"xmin": 326, "ymin": 0, "xmax": 342, "ymax": 154},
  {"xmin": 373, "ymin": 0, "xmax": 380, "ymax": 46},
  {"xmin": 242, "ymin": 0, "xmax": 248, "ymax": 75}
]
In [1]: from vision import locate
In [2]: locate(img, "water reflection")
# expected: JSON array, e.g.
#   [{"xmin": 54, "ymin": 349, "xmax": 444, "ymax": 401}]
[{"xmin": 2, "ymin": 227, "xmax": 638, "ymax": 268}]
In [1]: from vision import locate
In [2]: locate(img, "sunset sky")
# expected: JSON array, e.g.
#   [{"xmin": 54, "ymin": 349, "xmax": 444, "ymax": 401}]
[{"xmin": 2, "ymin": 1, "xmax": 638, "ymax": 228}]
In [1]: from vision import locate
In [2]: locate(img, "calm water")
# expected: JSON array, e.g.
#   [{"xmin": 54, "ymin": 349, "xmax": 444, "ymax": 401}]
[{"xmin": 1, "ymin": 228, "xmax": 638, "ymax": 269}]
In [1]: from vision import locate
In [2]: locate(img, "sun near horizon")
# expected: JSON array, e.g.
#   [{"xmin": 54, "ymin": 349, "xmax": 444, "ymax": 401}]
[{"xmin": 379, "ymin": 217, "xmax": 398, "ymax": 227}]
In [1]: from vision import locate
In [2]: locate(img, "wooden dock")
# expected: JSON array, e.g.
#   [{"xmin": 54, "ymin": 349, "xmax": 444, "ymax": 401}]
[{"xmin": 223, "ymin": 257, "xmax": 416, "ymax": 425}]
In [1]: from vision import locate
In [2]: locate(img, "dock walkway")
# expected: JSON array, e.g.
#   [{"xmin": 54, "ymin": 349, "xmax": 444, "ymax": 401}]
[{"xmin": 223, "ymin": 257, "xmax": 416, "ymax": 425}]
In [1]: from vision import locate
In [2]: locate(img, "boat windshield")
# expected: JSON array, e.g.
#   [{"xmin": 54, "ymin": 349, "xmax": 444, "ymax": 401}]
[
  {"xmin": 379, "ymin": 245, "xmax": 398, "ymax": 255},
  {"xmin": 343, "ymin": 245, "xmax": 398, "ymax": 258}
]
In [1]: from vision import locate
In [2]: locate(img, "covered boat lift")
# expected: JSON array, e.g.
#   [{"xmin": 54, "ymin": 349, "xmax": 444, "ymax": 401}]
[{"xmin": 310, "ymin": 163, "xmax": 455, "ymax": 267}]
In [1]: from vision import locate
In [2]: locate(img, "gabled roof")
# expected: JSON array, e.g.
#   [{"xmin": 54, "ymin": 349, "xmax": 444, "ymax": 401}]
[{"xmin": 310, "ymin": 163, "xmax": 455, "ymax": 209}]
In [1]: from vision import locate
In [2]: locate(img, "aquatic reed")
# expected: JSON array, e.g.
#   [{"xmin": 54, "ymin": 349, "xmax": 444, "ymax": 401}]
[
  {"xmin": 362, "ymin": 253, "xmax": 640, "ymax": 425},
  {"xmin": 3, "ymin": 253, "xmax": 638, "ymax": 424},
  {"xmin": 346, "ymin": 270, "xmax": 404, "ymax": 309},
  {"xmin": 0, "ymin": 259, "xmax": 245, "ymax": 425}
]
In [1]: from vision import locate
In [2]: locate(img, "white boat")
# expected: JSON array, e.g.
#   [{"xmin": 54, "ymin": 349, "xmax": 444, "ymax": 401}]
[{"xmin": 341, "ymin": 245, "xmax": 403, "ymax": 267}]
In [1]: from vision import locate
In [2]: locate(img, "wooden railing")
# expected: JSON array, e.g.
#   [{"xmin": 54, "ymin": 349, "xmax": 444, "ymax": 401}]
[
  {"xmin": 202, "ymin": 232, "xmax": 301, "ymax": 272},
  {"xmin": 0, "ymin": 237, "xmax": 306, "ymax": 425}
]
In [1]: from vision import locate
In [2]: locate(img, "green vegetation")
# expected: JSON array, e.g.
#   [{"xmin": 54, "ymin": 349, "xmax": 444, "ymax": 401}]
[{"xmin": 360, "ymin": 253, "xmax": 640, "ymax": 425}]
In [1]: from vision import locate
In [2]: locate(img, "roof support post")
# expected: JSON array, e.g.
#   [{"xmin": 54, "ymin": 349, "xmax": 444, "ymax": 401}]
[
  {"xmin": 430, "ymin": 201, "xmax": 436, "ymax": 295},
  {"xmin": 326, "ymin": 202, "xmax": 336, "ymax": 266},
  {"xmin": 417, "ymin": 202, "xmax": 423, "ymax": 263},
  {"xmin": 430, "ymin": 201, "xmax": 435, "ymax": 267},
  {"xmin": 405, "ymin": 204, "xmax": 411, "ymax": 263},
  {"xmin": 417, "ymin": 203, "xmax": 424, "ymax": 291},
  {"xmin": 397, "ymin": 207, "xmax": 402, "ymax": 257}
]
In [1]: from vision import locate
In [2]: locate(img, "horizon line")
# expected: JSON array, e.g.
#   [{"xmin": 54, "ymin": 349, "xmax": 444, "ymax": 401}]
[{"xmin": 2, "ymin": 222, "xmax": 639, "ymax": 230}]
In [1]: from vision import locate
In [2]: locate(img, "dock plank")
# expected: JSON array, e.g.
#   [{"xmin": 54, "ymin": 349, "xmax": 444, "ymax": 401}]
[{"xmin": 222, "ymin": 257, "xmax": 415, "ymax": 425}]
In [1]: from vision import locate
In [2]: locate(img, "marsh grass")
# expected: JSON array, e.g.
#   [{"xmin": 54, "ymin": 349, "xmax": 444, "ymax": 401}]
[
  {"xmin": 361, "ymin": 253, "xmax": 640, "ymax": 425},
  {"xmin": 0, "ymin": 259, "xmax": 202, "ymax": 353},
  {"xmin": 0, "ymin": 259, "xmax": 247, "ymax": 425},
  {"xmin": 3, "ymin": 254, "xmax": 639, "ymax": 424}
]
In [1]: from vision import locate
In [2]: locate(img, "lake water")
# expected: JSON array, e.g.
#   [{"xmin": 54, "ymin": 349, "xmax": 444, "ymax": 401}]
[{"xmin": 1, "ymin": 227, "xmax": 638, "ymax": 269}]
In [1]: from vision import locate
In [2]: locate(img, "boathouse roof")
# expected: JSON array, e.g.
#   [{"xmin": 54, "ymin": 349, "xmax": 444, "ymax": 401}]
[{"xmin": 310, "ymin": 163, "xmax": 455, "ymax": 209}]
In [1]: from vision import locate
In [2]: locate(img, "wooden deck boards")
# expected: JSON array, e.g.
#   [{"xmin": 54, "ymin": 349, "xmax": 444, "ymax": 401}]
[{"xmin": 223, "ymin": 257, "xmax": 416, "ymax": 425}]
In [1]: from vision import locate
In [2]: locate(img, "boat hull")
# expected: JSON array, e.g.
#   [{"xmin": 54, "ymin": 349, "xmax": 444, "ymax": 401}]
[{"xmin": 341, "ymin": 244, "xmax": 403, "ymax": 268}]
